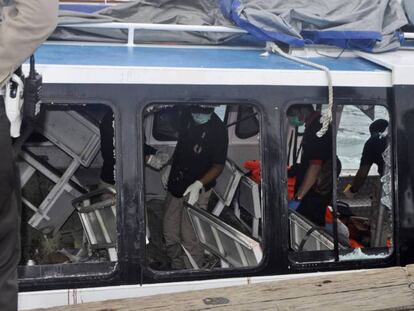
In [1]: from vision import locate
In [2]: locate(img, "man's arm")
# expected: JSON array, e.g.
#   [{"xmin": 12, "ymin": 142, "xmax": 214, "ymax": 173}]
[
  {"xmin": 0, "ymin": 0, "xmax": 59, "ymax": 87},
  {"xmin": 295, "ymin": 163, "xmax": 322, "ymax": 200},
  {"xmin": 345, "ymin": 139, "xmax": 374, "ymax": 195},
  {"xmin": 199, "ymin": 164, "xmax": 224, "ymax": 186},
  {"xmin": 350, "ymin": 164, "xmax": 371, "ymax": 193}
]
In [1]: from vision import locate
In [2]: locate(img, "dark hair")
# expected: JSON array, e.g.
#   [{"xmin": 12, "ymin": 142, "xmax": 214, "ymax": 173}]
[
  {"xmin": 286, "ymin": 104, "xmax": 314, "ymax": 116},
  {"xmin": 369, "ymin": 119, "xmax": 388, "ymax": 135},
  {"xmin": 190, "ymin": 106, "xmax": 214, "ymax": 114}
]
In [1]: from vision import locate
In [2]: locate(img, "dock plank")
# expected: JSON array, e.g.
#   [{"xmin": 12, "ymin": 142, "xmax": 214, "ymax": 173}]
[{"xmin": 30, "ymin": 265, "xmax": 414, "ymax": 311}]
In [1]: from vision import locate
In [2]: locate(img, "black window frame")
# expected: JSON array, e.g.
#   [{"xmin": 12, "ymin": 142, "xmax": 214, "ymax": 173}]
[
  {"xmin": 286, "ymin": 99, "xmax": 394, "ymax": 266},
  {"xmin": 18, "ymin": 101, "xmax": 121, "ymax": 290}
]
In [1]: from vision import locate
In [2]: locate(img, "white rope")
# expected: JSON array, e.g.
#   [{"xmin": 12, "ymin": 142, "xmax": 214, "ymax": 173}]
[{"xmin": 265, "ymin": 42, "xmax": 334, "ymax": 137}]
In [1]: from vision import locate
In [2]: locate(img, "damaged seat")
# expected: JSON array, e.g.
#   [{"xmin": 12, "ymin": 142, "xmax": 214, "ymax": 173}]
[
  {"xmin": 18, "ymin": 109, "xmax": 101, "ymax": 235},
  {"xmin": 184, "ymin": 202, "xmax": 263, "ymax": 269},
  {"xmin": 233, "ymin": 175, "xmax": 262, "ymax": 239},
  {"xmin": 72, "ymin": 187, "xmax": 117, "ymax": 261},
  {"xmin": 211, "ymin": 159, "xmax": 243, "ymax": 216}
]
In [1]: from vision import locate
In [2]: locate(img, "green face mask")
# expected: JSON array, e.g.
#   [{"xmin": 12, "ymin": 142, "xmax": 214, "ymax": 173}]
[{"xmin": 288, "ymin": 116, "xmax": 304, "ymax": 127}]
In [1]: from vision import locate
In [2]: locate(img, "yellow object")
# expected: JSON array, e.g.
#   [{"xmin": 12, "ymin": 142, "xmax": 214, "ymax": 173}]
[{"xmin": 344, "ymin": 183, "xmax": 352, "ymax": 193}]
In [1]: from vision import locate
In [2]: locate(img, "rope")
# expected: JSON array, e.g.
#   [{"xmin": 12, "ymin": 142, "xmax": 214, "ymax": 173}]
[{"xmin": 265, "ymin": 42, "xmax": 334, "ymax": 137}]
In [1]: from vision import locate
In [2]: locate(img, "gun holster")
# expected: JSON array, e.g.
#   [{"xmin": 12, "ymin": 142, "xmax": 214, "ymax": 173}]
[{"xmin": 4, "ymin": 73, "xmax": 24, "ymax": 138}]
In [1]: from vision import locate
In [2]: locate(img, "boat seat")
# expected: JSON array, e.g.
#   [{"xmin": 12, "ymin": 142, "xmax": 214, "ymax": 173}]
[
  {"xmin": 185, "ymin": 203, "xmax": 262, "ymax": 269},
  {"xmin": 211, "ymin": 159, "xmax": 243, "ymax": 216},
  {"xmin": 233, "ymin": 175, "xmax": 262, "ymax": 239},
  {"xmin": 72, "ymin": 187, "xmax": 118, "ymax": 262},
  {"xmin": 17, "ymin": 109, "xmax": 101, "ymax": 235},
  {"xmin": 289, "ymin": 210, "xmax": 348, "ymax": 251}
]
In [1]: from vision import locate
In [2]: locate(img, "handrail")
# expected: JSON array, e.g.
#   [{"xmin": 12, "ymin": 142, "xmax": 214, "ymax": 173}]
[{"xmin": 59, "ymin": 22, "xmax": 248, "ymax": 46}]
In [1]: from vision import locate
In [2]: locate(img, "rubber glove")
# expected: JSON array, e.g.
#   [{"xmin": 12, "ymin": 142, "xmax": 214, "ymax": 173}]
[
  {"xmin": 183, "ymin": 180, "xmax": 203, "ymax": 205},
  {"xmin": 288, "ymin": 200, "xmax": 300, "ymax": 210},
  {"xmin": 147, "ymin": 151, "xmax": 170, "ymax": 170},
  {"xmin": 161, "ymin": 165, "xmax": 171, "ymax": 189}
]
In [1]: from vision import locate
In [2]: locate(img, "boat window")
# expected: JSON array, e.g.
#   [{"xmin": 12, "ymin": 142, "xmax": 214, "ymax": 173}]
[
  {"xmin": 287, "ymin": 103, "xmax": 393, "ymax": 264},
  {"xmin": 143, "ymin": 103, "xmax": 263, "ymax": 273},
  {"xmin": 235, "ymin": 105, "xmax": 259, "ymax": 139},
  {"xmin": 18, "ymin": 104, "xmax": 117, "ymax": 280}
]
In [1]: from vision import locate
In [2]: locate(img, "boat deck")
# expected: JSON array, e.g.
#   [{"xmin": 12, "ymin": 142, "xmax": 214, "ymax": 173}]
[{"xmin": 29, "ymin": 264, "xmax": 414, "ymax": 310}]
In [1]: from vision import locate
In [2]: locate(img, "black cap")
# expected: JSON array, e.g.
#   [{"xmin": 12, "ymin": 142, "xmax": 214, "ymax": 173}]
[{"xmin": 369, "ymin": 119, "xmax": 388, "ymax": 135}]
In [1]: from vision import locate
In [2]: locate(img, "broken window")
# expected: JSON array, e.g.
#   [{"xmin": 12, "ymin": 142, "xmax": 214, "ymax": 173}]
[
  {"xmin": 143, "ymin": 103, "xmax": 263, "ymax": 272},
  {"xmin": 18, "ymin": 104, "xmax": 117, "ymax": 278},
  {"xmin": 287, "ymin": 103, "xmax": 393, "ymax": 263}
]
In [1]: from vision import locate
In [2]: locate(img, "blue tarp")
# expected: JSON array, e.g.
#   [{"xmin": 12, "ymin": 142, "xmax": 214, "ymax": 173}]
[{"xmin": 220, "ymin": 0, "xmax": 407, "ymax": 52}]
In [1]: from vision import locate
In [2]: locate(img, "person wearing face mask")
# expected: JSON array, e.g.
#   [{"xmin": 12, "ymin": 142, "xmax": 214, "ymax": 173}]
[
  {"xmin": 287, "ymin": 104, "xmax": 341, "ymax": 227},
  {"xmin": 162, "ymin": 105, "xmax": 228, "ymax": 270}
]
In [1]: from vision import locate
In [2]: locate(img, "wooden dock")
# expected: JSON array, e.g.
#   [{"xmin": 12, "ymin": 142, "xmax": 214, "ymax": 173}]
[{"xmin": 30, "ymin": 265, "xmax": 414, "ymax": 311}]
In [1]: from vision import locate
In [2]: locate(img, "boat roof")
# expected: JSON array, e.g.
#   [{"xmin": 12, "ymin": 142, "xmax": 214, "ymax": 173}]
[{"xmin": 30, "ymin": 42, "xmax": 397, "ymax": 87}]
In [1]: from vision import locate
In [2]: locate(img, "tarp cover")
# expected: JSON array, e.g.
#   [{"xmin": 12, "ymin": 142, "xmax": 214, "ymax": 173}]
[
  {"xmin": 54, "ymin": 0, "xmax": 407, "ymax": 52},
  {"xmin": 403, "ymin": 0, "xmax": 414, "ymax": 26},
  {"xmin": 221, "ymin": 0, "xmax": 407, "ymax": 52},
  {"xmin": 53, "ymin": 1, "xmax": 255, "ymax": 46}
]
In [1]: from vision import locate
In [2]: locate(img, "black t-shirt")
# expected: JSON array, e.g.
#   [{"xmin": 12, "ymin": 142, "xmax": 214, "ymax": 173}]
[
  {"xmin": 168, "ymin": 113, "xmax": 228, "ymax": 198},
  {"xmin": 360, "ymin": 133, "xmax": 388, "ymax": 176},
  {"xmin": 295, "ymin": 112, "xmax": 334, "ymax": 197}
]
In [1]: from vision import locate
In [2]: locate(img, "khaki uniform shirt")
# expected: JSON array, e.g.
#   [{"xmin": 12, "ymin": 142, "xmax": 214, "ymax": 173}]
[{"xmin": 0, "ymin": 0, "xmax": 58, "ymax": 88}]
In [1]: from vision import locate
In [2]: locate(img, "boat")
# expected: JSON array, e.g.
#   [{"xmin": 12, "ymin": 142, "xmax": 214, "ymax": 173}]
[{"xmin": 14, "ymin": 1, "xmax": 414, "ymax": 309}]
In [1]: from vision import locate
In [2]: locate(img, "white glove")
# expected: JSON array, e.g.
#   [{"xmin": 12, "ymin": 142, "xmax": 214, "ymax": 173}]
[
  {"xmin": 146, "ymin": 151, "xmax": 170, "ymax": 170},
  {"xmin": 183, "ymin": 180, "xmax": 203, "ymax": 205},
  {"xmin": 5, "ymin": 74, "xmax": 24, "ymax": 138},
  {"xmin": 161, "ymin": 165, "xmax": 171, "ymax": 189}
]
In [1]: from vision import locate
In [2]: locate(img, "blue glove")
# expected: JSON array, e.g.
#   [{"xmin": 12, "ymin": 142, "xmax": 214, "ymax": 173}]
[{"xmin": 288, "ymin": 200, "xmax": 301, "ymax": 210}]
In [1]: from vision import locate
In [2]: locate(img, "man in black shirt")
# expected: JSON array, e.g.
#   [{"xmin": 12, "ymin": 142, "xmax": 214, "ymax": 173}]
[
  {"xmin": 344, "ymin": 119, "xmax": 389, "ymax": 246},
  {"xmin": 344, "ymin": 119, "xmax": 388, "ymax": 196},
  {"xmin": 163, "ymin": 105, "xmax": 228, "ymax": 269},
  {"xmin": 288, "ymin": 104, "xmax": 340, "ymax": 226}
]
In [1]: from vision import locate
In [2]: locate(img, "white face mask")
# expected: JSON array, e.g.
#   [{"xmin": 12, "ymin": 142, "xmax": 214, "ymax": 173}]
[{"xmin": 191, "ymin": 112, "xmax": 212, "ymax": 124}]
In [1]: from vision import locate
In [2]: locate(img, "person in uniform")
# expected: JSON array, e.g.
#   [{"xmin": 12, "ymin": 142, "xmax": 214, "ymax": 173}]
[
  {"xmin": 162, "ymin": 105, "xmax": 228, "ymax": 269},
  {"xmin": 0, "ymin": 1, "xmax": 58, "ymax": 310}
]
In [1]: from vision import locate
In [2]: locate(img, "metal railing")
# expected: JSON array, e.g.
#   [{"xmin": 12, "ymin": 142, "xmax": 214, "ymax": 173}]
[{"xmin": 59, "ymin": 22, "xmax": 248, "ymax": 46}]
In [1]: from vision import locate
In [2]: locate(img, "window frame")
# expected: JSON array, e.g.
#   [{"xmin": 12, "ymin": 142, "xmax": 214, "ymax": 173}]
[
  {"xmin": 18, "ymin": 101, "xmax": 121, "ymax": 289},
  {"xmin": 285, "ymin": 99, "xmax": 394, "ymax": 266}
]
